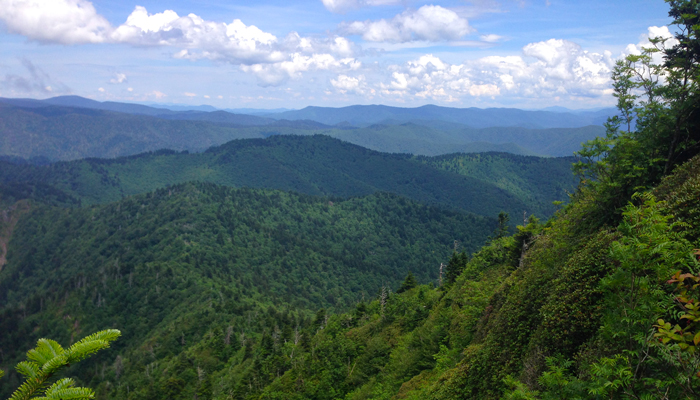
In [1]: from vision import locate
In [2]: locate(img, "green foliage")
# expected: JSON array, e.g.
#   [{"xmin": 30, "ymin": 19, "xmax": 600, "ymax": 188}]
[
  {"xmin": 0, "ymin": 135, "xmax": 570, "ymax": 221},
  {"xmin": 444, "ymin": 251, "xmax": 468, "ymax": 286},
  {"xmin": 396, "ymin": 272, "xmax": 418, "ymax": 294},
  {"xmin": 420, "ymin": 152, "xmax": 578, "ymax": 218},
  {"xmin": 574, "ymin": 0, "xmax": 700, "ymax": 226},
  {"xmin": 0, "ymin": 182, "xmax": 493, "ymax": 400},
  {"xmin": 0, "ymin": 4, "xmax": 697, "ymax": 396},
  {"xmin": 5, "ymin": 330, "xmax": 120, "ymax": 400}
]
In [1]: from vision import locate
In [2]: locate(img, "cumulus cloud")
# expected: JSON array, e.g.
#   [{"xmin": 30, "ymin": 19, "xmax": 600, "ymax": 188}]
[
  {"xmin": 330, "ymin": 74, "xmax": 370, "ymax": 94},
  {"xmin": 624, "ymin": 25, "xmax": 678, "ymax": 62},
  {"xmin": 321, "ymin": 0, "xmax": 400, "ymax": 13},
  {"xmin": 110, "ymin": 73, "xmax": 127, "ymax": 84},
  {"xmin": 0, "ymin": 0, "xmax": 362, "ymax": 85},
  {"xmin": 0, "ymin": 0, "xmax": 111, "ymax": 44},
  {"xmin": 341, "ymin": 5, "xmax": 472, "ymax": 43},
  {"xmin": 376, "ymin": 38, "xmax": 615, "ymax": 102},
  {"xmin": 242, "ymin": 55, "xmax": 361, "ymax": 86},
  {"xmin": 0, "ymin": 58, "xmax": 71, "ymax": 94}
]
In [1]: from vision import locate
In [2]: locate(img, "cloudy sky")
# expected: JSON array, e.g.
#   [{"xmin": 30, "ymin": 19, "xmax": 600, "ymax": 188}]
[{"xmin": 0, "ymin": 0, "xmax": 673, "ymax": 109}]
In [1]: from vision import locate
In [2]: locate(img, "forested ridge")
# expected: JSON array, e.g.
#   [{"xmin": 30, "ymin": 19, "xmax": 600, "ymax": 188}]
[
  {"xmin": 1, "ymin": 1, "xmax": 699, "ymax": 399},
  {"xmin": 0, "ymin": 135, "xmax": 576, "ymax": 219},
  {"xmin": 0, "ymin": 183, "xmax": 494, "ymax": 399}
]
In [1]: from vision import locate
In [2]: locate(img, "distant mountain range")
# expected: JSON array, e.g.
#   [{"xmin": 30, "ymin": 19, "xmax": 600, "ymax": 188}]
[
  {"xmin": 0, "ymin": 95, "xmax": 615, "ymax": 129},
  {"xmin": 269, "ymin": 104, "xmax": 616, "ymax": 128},
  {"xmin": 0, "ymin": 96, "xmax": 609, "ymax": 161}
]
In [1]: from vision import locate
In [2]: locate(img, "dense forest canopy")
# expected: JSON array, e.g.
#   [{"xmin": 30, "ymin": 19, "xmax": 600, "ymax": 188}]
[
  {"xmin": 0, "ymin": 135, "xmax": 577, "ymax": 219},
  {"xmin": 1, "ymin": 1, "xmax": 699, "ymax": 399}
]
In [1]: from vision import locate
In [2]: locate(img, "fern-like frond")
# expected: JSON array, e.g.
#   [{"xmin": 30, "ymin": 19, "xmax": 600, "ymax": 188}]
[
  {"xmin": 65, "ymin": 341, "xmax": 109, "ymax": 363},
  {"xmin": 66, "ymin": 329, "xmax": 121, "ymax": 363},
  {"xmin": 34, "ymin": 378, "xmax": 95, "ymax": 400},
  {"xmin": 41, "ymin": 387, "xmax": 95, "ymax": 400},
  {"xmin": 69, "ymin": 329, "xmax": 121, "ymax": 348},
  {"xmin": 0, "ymin": 368, "xmax": 5, "ymax": 379},
  {"xmin": 27, "ymin": 339, "xmax": 63, "ymax": 365},
  {"xmin": 15, "ymin": 361, "xmax": 40, "ymax": 379},
  {"xmin": 40, "ymin": 353, "xmax": 68, "ymax": 375},
  {"xmin": 45, "ymin": 378, "xmax": 75, "ymax": 393},
  {"xmin": 8, "ymin": 375, "xmax": 44, "ymax": 400}
]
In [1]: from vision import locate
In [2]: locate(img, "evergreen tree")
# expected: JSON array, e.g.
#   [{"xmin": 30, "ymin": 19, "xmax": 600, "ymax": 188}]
[
  {"xmin": 495, "ymin": 211, "xmax": 510, "ymax": 239},
  {"xmin": 397, "ymin": 271, "xmax": 418, "ymax": 293},
  {"xmin": 444, "ymin": 252, "xmax": 468, "ymax": 285}
]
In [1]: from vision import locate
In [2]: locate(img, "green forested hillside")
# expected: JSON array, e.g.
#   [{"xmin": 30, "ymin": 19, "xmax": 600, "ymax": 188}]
[
  {"xmin": 0, "ymin": 183, "xmax": 494, "ymax": 399},
  {"xmin": 420, "ymin": 153, "xmax": 578, "ymax": 218},
  {"xmin": 314, "ymin": 123, "xmax": 535, "ymax": 156},
  {"xmin": 0, "ymin": 135, "xmax": 573, "ymax": 219},
  {"xmin": 2, "ymin": 3, "xmax": 697, "ymax": 400}
]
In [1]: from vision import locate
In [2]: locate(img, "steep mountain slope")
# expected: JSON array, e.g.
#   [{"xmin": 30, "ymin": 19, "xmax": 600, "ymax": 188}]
[
  {"xmin": 0, "ymin": 183, "xmax": 495, "ymax": 399},
  {"xmin": 1, "ymin": 153, "xmax": 696, "ymax": 400},
  {"xmin": 0, "ymin": 135, "xmax": 575, "ymax": 219}
]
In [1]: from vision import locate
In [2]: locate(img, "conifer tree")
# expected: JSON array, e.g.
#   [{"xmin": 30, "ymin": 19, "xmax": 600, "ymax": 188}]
[
  {"xmin": 1, "ymin": 329, "xmax": 121, "ymax": 400},
  {"xmin": 397, "ymin": 271, "xmax": 417, "ymax": 293},
  {"xmin": 444, "ymin": 252, "xmax": 468, "ymax": 285}
]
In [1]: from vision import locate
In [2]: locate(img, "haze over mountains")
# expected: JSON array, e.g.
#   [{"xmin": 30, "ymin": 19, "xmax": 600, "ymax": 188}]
[{"xmin": 0, "ymin": 96, "xmax": 611, "ymax": 161}]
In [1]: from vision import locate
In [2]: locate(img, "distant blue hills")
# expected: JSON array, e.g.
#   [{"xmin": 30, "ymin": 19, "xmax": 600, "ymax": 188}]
[{"xmin": 0, "ymin": 95, "xmax": 614, "ymax": 161}]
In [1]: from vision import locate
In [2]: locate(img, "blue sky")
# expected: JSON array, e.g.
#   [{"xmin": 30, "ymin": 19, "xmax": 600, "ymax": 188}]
[{"xmin": 0, "ymin": 0, "xmax": 674, "ymax": 109}]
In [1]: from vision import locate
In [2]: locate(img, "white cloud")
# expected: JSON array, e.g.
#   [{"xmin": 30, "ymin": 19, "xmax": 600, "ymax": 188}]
[
  {"xmin": 0, "ymin": 1, "xmax": 362, "ymax": 86},
  {"xmin": 0, "ymin": 0, "xmax": 111, "ymax": 44},
  {"xmin": 376, "ymin": 38, "xmax": 615, "ymax": 102},
  {"xmin": 110, "ymin": 73, "xmax": 127, "ymax": 84},
  {"xmin": 321, "ymin": 0, "xmax": 400, "ymax": 13},
  {"xmin": 341, "ymin": 5, "xmax": 472, "ymax": 43},
  {"xmin": 469, "ymin": 84, "xmax": 500, "ymax": 97},
  {"xmin": 330, "ymin": 74, "xmax": 368, "ymax": 94},
  {"xmin": 480, "ymin": 34, "xmax": 502, "ymax": 43},
  {"xmin": 242, "ymin": 54, "xmax": 361, "ymax": 86},
  {"xmin": 184, "ymin": 92, "xmax": 197, "ymax": 97},
  {"xmin": 127, "ymin": 87, "xmax": 134, "ymax": 92},
  {"xmin": 624, "ymin": 25, "xmax": 678, "ymax": 63},
  {"xmin": 98, "ymin": 87, "xmax": 105, "ymax": 92},
  {"xmin": 112, "ymin": 7, "xmax": 282, "ymax": 65}
]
